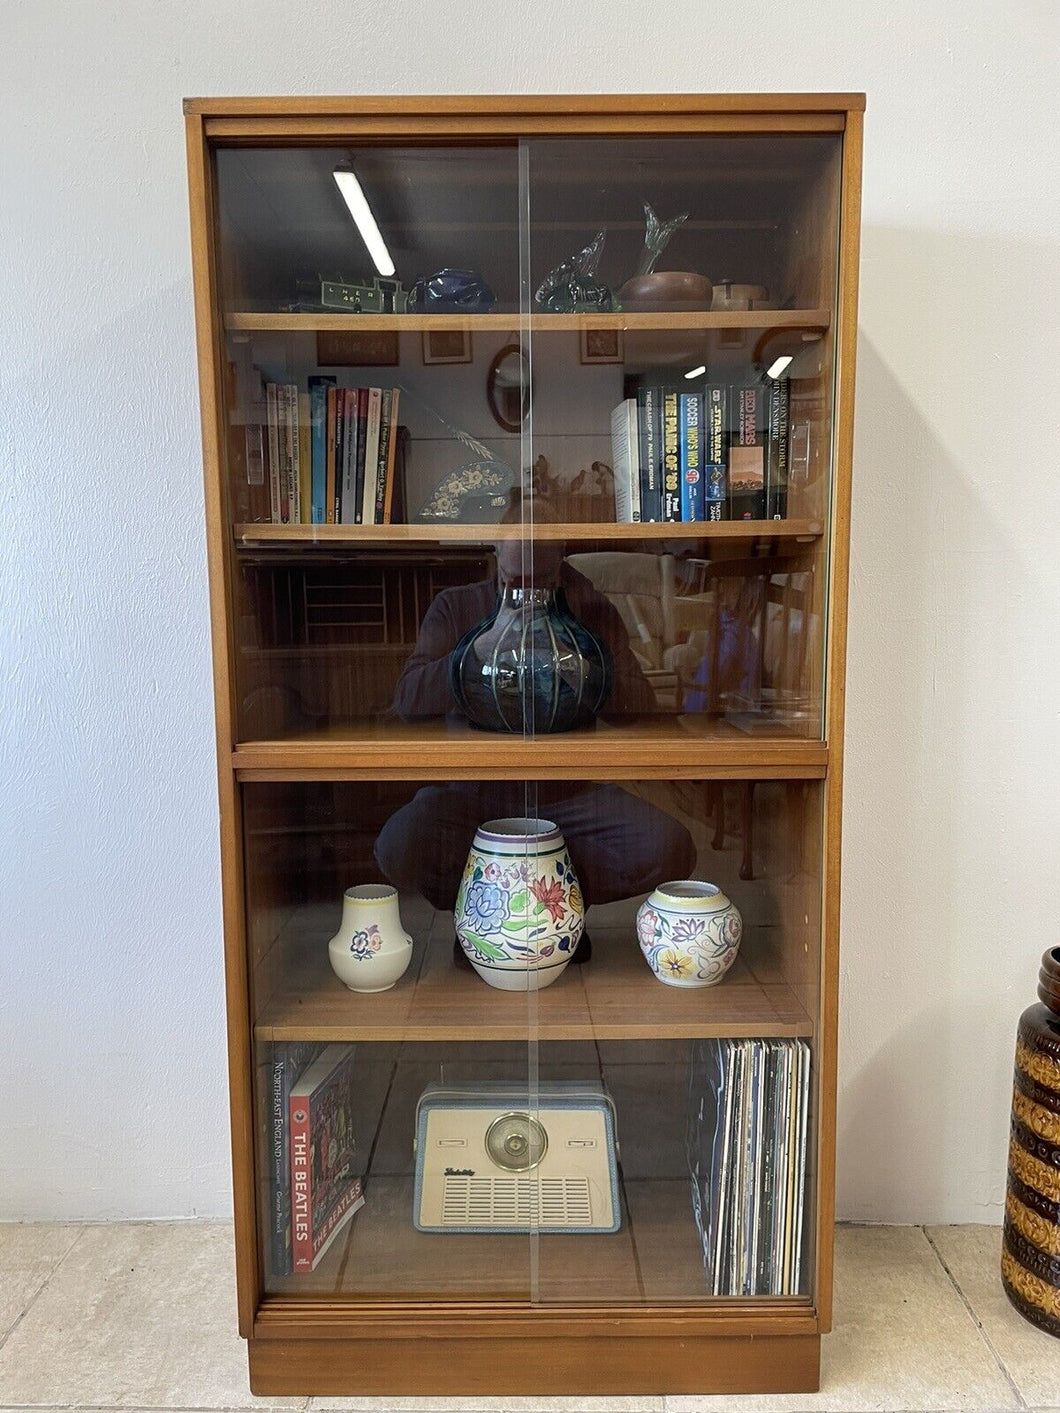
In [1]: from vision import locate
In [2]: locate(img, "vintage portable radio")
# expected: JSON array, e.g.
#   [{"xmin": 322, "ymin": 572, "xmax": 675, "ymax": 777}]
[{"xmin": 413, "ymin": 1081, "xmax": 620, "ymax": 1233}]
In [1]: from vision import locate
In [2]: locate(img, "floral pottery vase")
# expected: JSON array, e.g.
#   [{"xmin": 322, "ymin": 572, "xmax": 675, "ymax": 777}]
[
  {"xmin": 1002, "ymin": 946, "xmax": 1060, "ymax": 1338},
  {"xmin": 636, "ymin": 880, "xmax": 742, "ymax": 988},
  {"xmin": 454, "ymin": 817, "xmax": 584, "ymax": 991},
  {"xmin": 328, "ymin": 884, "xmax": 413, "ymax": 993}
]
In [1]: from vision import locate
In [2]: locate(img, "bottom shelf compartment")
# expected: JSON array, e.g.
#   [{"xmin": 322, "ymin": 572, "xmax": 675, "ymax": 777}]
[{"xmin": 260, "ymin": 1040, "xmax": 815, "ymax": 1305}]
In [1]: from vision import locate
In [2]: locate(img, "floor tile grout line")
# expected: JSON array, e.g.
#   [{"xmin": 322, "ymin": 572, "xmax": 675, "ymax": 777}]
[
  {"xmin": 0, "ymin": 1225, "xmax": 89, "ymax": 1358},
  {"xmin": 921, "ymin": 1224, "xmax": 1028, "ymax": 1411}
]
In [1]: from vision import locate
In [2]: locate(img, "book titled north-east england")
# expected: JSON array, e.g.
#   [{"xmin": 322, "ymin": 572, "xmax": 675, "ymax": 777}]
[
  {"xmin": 703, "ymin": 384, "xmax": 727, "ymax": 521},
  {"xmin": 360, "ymin": 387, "xmax": 383, "ymax": 526},
  {"xmin": 289, "ymin": 1044, "xmax": 364, "ymax": 1272},
  {"xmin": 729, "ymin": 384, "xmax": 766, "ymax": 520},
  {"xmin": 610, "ymin": 399, "xmax": 641, "ymax": 522},
  {"xmin": 661, "ymin": 388, "xmax": 682, "ymax": 521},
  {"xmin": 269, "ymin": 1041, "xmax": 321, "ymax": 1277},
  {"xmin": 765, "ymin": 376, "xmax": 790, "ymax": 520},
  {"xmin": 637, "ymin": 386, "xmax": 662, "ymax": 522},
  {"xmin": 679, "ymin": 391, "xmax": 704, "ymax": 522},
  {"xmin": 308, "ymin": 376, "xmax": 336, "ymax": 525}
]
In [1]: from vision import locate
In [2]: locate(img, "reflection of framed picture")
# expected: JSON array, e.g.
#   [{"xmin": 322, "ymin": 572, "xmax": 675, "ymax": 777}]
[
  {"xmin": 579, "ymin": 327, "xmax": 624, "ymax": 364},
  {"xmin": 422, "ymin": 330, "xmax": 472, "ymax": 365},
  {"xmin": 316, "ymin": 329, "xmax": 400, "ymax": 366}
]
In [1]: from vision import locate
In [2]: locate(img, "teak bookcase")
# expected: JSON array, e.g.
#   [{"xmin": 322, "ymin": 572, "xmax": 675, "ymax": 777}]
[{"xmin": 184, "ymin": 93, "xmax": 863, "ymax": 1397}]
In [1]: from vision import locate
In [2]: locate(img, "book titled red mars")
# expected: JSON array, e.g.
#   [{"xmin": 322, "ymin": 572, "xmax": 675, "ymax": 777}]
[{"xmin": 288, "ymin": 1044, "xmax": 364, "ymax": 1271}]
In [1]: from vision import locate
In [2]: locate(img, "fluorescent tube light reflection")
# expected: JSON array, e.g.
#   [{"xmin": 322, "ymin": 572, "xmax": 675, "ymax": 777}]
[
  {"xmin": 333, "ymin": 169, "xmax": 395, "ymax": 278},
  {"xmin": 766, "ymin": 355, "xmax": 793, "ymax": 380},
  {"xmin": 684, "ymin": 364, "xmax": 707, "ymax": 380}
]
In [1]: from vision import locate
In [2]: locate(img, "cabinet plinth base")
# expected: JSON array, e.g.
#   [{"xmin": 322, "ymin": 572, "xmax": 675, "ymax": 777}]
[{"xmin": 247, "ymin": 1330, "xmax": 821, "ymax": 1396}]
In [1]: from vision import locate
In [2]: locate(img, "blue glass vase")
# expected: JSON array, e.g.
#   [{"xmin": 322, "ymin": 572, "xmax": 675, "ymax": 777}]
[{"xmin": 450, "ymin": 584, "xmax": 612, "ymax": 734}]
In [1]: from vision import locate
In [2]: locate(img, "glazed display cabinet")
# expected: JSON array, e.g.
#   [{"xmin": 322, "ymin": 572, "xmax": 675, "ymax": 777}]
[{"xmin": 184, "ymin": 93, "xmax": 863, "ymax": 1396}]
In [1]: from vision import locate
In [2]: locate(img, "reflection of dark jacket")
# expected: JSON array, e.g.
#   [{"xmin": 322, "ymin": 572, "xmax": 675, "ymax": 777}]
[{"xmin": 393, "ymin": 563, "xmax": 656, "ymax": 721}]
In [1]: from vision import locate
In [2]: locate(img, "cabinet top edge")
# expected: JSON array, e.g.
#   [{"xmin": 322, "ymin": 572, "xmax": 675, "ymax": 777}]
[{"xmin": 183, "ymin": 92, "xmax": 866, "ymax": 119}]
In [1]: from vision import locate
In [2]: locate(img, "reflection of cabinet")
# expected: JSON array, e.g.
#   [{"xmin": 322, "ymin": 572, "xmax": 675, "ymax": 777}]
[{"xmin": 186, "ymin": 93, "xmax": 863, "ymax": 1397}]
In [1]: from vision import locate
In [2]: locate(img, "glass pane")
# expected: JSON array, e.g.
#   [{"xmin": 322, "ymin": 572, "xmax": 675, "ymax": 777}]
[
  {"xmin": 212, "ymin": 142, "xmax": 527, "ymax": 744},
  {"xmin": 244, "ymin": 775, "xmax": 820, "ymax": 1302},
  {"xmin": 522, "ymin": 133, "xmax": 842, "ymax": 741}
]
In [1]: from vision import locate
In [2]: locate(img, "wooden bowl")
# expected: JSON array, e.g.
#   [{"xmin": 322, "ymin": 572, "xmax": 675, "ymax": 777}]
[{"xmin": 619, "ymin": 271, "xmax": 713, "ymax": 312}]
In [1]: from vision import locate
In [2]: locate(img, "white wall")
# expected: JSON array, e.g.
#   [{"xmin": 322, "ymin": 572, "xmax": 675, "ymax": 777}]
[{"xmin": 2, "ymin": 1, "xmax": 1057, "ymax": 1223}]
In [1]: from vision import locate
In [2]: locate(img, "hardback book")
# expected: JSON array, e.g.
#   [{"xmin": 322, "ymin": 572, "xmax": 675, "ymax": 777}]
[
  {"xmin": 361, "ymin": 387, "xmax": 383, "ymax": 526},
  {"xmin": 661, "ymin": 388, "xmax": 682, "ymax": 521},
  {"xmin": 353, "ymin": 387, "xmax": 370, "ymax": 524},
  {"xmin": 340, "ymin": 389, "xmax": 359, "ymax": 524},
  {"xmin": 728, "ymin": 384, "xmax": 766, "ymax": 520},
  {"xmin": 679, "ymin": 391, "xmax": 704, "ymax": 522},
  {"xmin": 637, "ymin": 386, "xmax": 662, "ymax": 522},
  {"xmin": 378, "ymin": 388, "xmax": 401, "ymax": 523},
  {"xmin": 309, "ymin": 376, "xmax": 335, "ymax": 525},
  {"xmin": 283, "ymin": 384, "xmax": 300, "ymax": 524},
  {"xmin": 297, "ymin": 392, "xmax": 311, "ymax": 524},
  {"xmin": 766, "ymin": 377, "xmax": 790, "ymax": 520},
  {"xmin": 268, "ymin": 1041, "xmax": 322, "ymax": 1277},
  {"xmin": 324, "ymin": 385, "xmax": 338, "ymax": 524},
  {"xmin": 610, "ymin": 399, "xmax": 641, "ymax": 523},
  {"xmin": 266, "ymin": 383, "xmax": 284, "ymax": 523},
  {"xmin": 289, "ymin": 1043, "xmax": 364, "ymax": 1273},
  {"xmin": 703, "ymin": 384, "xmax": 727, "ymax": 521}
]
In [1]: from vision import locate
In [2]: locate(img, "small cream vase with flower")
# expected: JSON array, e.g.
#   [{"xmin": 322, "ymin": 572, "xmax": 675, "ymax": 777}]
[
  {"xmin": 328, "ymin": 884, "xmax": 413, "ymax": 993},
  {"xmin": 636, "ymin": 880, "xmax": 742, "ymax": 988}
]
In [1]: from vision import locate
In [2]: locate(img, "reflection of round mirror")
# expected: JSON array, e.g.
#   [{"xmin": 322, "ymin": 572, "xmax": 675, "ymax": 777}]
[{"xmin": 487, "ymin": 343, "xmax": 531, "ymax": 433}]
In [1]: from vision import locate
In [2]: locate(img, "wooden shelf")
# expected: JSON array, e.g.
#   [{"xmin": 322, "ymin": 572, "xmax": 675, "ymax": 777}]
[
  {"xmin": 255, "ymin": 920, "xmax": 813, "ymax": 1043},
  {"xmin": 232, "ymin": 716, "xmax": 827, "ymax": 781},
  {"xmin": 226, "ymin": 308, "xmax": 830, "ymax": 334},
  {"xmin": 235, "ymin": 519, "xmax": 824, "ymax": 547}
]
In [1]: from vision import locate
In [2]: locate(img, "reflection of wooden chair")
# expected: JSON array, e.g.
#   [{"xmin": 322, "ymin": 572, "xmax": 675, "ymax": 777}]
[{"xmin": 570, "ymin": 550, "xmax": 815, "ymax": 881}]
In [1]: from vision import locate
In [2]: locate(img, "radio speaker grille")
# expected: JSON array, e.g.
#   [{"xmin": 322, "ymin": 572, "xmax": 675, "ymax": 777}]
[{"xmin": 440, "ymin": 1174, "xmax": 593, "ymax": 1228}]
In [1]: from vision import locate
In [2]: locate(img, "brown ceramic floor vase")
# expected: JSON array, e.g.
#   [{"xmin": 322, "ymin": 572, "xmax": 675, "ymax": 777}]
[{"xmin": 1003, "ymin": 946, "xmax": 1060, "ymax": 1337}]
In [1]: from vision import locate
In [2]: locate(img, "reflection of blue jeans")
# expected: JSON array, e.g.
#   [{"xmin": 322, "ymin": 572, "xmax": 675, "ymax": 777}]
[{"xmin": 375, "ymin": 782, "xmax": 696, "ymax": 912}]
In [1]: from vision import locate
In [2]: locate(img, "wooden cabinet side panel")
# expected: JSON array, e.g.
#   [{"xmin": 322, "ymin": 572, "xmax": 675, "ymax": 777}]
[
  {"xmin": 815, "ymin": 107, "xmax": 864, "ymax": 1333},
  {"xmin": 185, "ymin": 112, "xmax": 260, "ymax": 1335}
]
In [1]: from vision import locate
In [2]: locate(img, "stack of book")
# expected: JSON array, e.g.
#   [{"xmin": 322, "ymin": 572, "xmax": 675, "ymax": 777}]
[
  {"xmin": 268, "ymin": 1042, "xmax": 364, "ymax": 1276},
  {"xmin": 246, "ymin": 381, "xmax": 402, "ymax": 526},
  {"xmin": 688, "ymin": 1037, "xmax": 811, "ymax": 1296},
  {"xmin": 611, "ymin": 379, "xmax": 792, "ymax": 524}
]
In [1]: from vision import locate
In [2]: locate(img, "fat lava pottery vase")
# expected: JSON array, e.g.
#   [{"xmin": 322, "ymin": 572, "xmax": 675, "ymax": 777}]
[
  {"xmin": 636, "ymin": 880, "xmax": 742, "ymax": 988},
  {"xmin": 454, "ymin": 818, "xmax": 584, "ymax": 991},
  {"xmin": 1003, "ymin": 946, "xmax": 1060, "ymax": 1338},
  {"xmin": 328, "ymin": 884, "xmax": 413, "ymax": 993}
]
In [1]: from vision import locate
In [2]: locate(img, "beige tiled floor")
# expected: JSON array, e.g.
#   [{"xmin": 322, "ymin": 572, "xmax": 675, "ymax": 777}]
[{"xmin": 0, "ymin": 1221, "xmax": 1057, "ymax": 1413}]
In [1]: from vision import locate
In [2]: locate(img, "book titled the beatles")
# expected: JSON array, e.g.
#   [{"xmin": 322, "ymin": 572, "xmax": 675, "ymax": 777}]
[
  {"xmin": 612, "ymin": 376, "xmax": 792, "ymax": 524},
  {"xmin": 288, "ymin": 1044, "xmax": 364, "ymax": 1273}
]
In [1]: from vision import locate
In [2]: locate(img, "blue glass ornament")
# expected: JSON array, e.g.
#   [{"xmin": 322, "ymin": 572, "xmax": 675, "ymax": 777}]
[
  {"xmin": 407, "ymin": 268, "xmax": 496, "ymax": 313},
  {"xmin": 450, "ymin": 584, "xmax": 612, "ymax": 734}
]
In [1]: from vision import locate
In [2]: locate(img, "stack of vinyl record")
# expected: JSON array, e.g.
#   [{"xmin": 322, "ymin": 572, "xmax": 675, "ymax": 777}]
[{"xmin": 687, "ymin": 1038, "xmax": 811, "ymax": 1296}]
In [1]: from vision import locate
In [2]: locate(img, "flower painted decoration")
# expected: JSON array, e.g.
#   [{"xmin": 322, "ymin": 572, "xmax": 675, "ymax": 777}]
[
  {"xmin": 658, "ymin": 948, "xmax": 692, "ymax": 979},
  {"xmin": 348, "ymin": 924, "xmax": 383, "ymax": 961},
  {"xmin": 464, "ymin": 879, "xmax": 508, "ymax": 932},
  {"xmin": 529, "ymin": 876, "xmax": 568, "ymax": 926}
]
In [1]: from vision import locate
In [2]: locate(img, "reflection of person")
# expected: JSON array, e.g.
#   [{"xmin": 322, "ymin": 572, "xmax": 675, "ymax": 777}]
[{"xmin": 375, "ymin": 518, "xmax": 696, "ymax": 960}]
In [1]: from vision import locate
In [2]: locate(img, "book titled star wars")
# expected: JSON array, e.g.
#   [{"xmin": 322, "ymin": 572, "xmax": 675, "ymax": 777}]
[{"xmin": 288, "ymin": 1044, "xmax": 364, "ymax": 1272}]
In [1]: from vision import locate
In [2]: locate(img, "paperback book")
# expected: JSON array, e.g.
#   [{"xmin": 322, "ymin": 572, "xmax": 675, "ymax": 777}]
[{"xmin": 288, "ymin": 1043, "xmax": 364, "ymax": 1273}]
